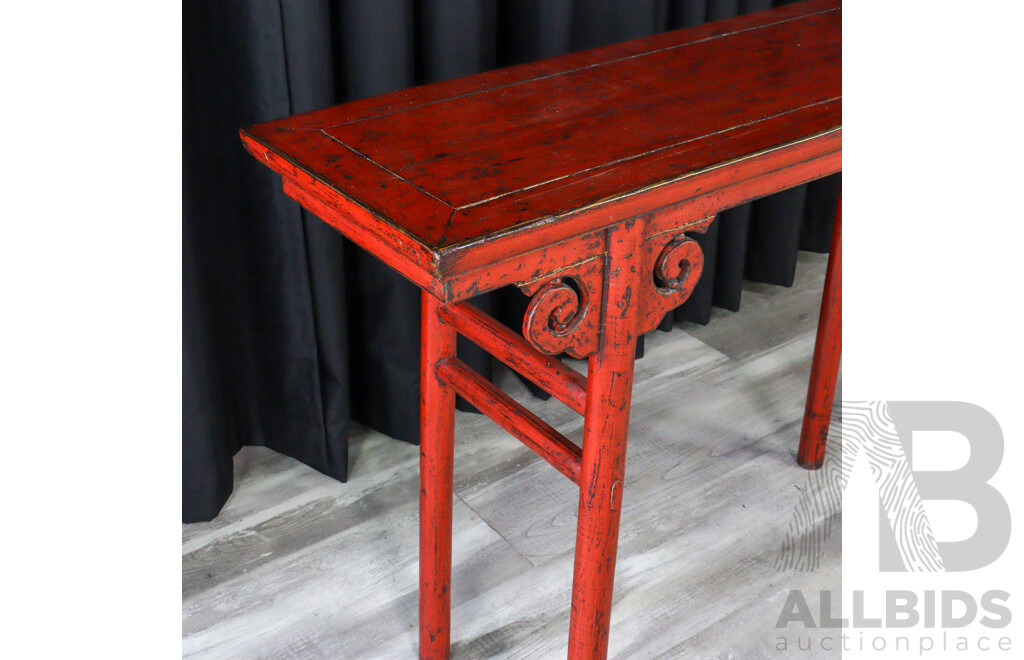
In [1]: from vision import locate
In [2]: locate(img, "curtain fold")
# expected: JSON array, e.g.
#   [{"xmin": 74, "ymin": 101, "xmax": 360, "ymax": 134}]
[{"xmin": 183, "ymin": 0, "xmax": 839, "ymax": 522}]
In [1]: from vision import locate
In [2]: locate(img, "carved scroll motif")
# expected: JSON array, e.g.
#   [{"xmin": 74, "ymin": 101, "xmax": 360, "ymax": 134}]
[
  {"xmin": 518, "ymin": 256, "xmax": 603, "ymax": 359},
  {"xmin": 515, "ymin": 215, "xmax": 714, "ymax": 356},
  {"xmin": 638, "ymin": 215, "xmax": 715, "ymax": 335}
]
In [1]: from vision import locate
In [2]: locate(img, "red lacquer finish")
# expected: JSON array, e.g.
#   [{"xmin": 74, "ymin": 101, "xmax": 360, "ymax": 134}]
[
  {"xmin": 637, "ymin": 215, "xmax": 715, "ymax": 335},
  {"xmin": 438, "ymin": 302, "xmax": 588, "ymax": 416},
  {"xmin": 569, "ymin": 218, "xmax": 647, "ymax": 659},
  {"xmin": 438, "ymin": 357, "xmax": 583, "ymax": 484},
  {"xmin": 241, "ymin": 2, "xmax": 842, "ymax": 658},
  {"xmin": 420, "ymin": 293, "xmax": 456, "ymax": 659},
  {"xmin": 240, "ymin": 0, "xmax": 840, "ymax": 291},
  {"xmin": 798, "ymin": 189, "xmax": 842, "ymax": 469}
]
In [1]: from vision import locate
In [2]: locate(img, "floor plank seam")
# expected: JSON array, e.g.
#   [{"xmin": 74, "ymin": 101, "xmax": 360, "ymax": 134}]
[{"xmin": 455, "ymin": 492, "xmax": 539, "ymax": 567}]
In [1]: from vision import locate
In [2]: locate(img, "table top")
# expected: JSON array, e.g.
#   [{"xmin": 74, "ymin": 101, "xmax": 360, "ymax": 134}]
[{"xmin": 242, "ymin": 0, "xmax": 840, "ymax": 285}]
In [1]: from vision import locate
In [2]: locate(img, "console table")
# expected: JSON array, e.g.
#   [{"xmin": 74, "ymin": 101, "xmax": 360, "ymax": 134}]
[{"xmin": 241, "ymin": 1, "xmax": 841, "ymax": 657}]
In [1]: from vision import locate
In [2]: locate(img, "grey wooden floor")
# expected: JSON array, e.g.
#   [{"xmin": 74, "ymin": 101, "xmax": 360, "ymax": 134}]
[{"xmin": 183, "ymin": 251, "xmax": 842, "ymax": 659}]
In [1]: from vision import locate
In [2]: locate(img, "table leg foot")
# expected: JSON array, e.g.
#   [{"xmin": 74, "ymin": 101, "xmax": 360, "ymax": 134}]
[
  {"xmin": 798, "ymin": 188, "xmax": 842, "ymax": 470},
  {"xmin": 420, "ymin": 292, "xmax": 456, "ymax": 659}
]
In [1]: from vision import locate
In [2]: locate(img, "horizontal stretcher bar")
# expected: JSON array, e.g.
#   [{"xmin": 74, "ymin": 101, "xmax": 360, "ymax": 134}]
[
  {"xmin": 437, "ymin": 357, "xmax": 582, "ymax": 484},
  {"xmin": 438, "ymin": 302, "xmax": 588, "ymax": 416}
]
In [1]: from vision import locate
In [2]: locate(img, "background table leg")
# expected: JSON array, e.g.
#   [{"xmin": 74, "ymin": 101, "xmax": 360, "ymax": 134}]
[
  {"xmin": 568, "ymin": 218, "xmax": 645, "ymax": 660},
  {"xmin": 798, "ymin": 189, "xmax": 842, "ymax": 469},
  {"xmin": 420, "ymin": 292, "xmax": 457, "ymax": 659}
]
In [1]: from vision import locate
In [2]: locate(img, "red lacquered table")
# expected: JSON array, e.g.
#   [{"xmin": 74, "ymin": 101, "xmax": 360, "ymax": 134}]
[{"xmin": 241, "ymin": 1, "xmax": 841, "ymax": 657}]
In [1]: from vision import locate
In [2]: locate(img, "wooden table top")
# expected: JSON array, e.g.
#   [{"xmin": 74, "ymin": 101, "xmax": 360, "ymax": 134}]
[{"xmin": 242, "ymin": 0, "xmax": 840, "ymax": 286}]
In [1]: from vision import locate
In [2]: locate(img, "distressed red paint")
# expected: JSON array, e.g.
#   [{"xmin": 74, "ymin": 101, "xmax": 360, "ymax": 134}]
[
  {"xmin": 569, "ymin": 217, "xmax": 646, "ymax": 658},
  {"xmin": 438, "ymin": 302, "xmax": 588, "ymax": 416},
  {"xmin": 419, "ymin": 294, "xmax": 457, "ymax": 659},
  {"xmin": 798, "ymin": 190, "xmax": 842, "ymax": 469},
  {"xmin": 438, "ymin": 356, "xmax": 583, "ymax": 484},
  {"xmin": 241, "ymin": 1, "xmax": 842, "ymax": 658}
]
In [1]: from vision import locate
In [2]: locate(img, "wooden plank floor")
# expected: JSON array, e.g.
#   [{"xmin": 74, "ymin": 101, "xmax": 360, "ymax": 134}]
[{"xmin": 183, "ymin": 251, "xmax": 842, "ymax": 659}]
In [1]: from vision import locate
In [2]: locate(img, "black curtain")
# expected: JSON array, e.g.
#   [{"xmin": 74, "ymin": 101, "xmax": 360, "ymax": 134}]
[{"xmin": 183, "ymin": 0, "xmax": 840, "ymax": 522}]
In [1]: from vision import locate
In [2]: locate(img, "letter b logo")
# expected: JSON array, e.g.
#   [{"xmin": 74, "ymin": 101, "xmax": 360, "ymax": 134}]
[{"xmin": 882, "ymin": 402, "xmax": 1011, "ymax": 571}]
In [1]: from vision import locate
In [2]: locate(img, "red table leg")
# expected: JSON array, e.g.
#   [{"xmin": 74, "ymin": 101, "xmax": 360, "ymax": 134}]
[
  {"xmin": 420, "ymin": 291, "xmax": 457, "ymax": 659},
  {"xmin": 568, "ymin": 218, "xmax": 645, "ymax": 660},
  {"xmin": 798, "ymin": 188, "xmax": 842, "ymax": 469}
]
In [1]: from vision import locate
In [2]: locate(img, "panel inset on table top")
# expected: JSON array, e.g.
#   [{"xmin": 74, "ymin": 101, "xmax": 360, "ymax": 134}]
[
  {"xmin": 241, "ymin": 0, "xmax": 841, "ymax": 257},
  {"xmin": 322, "ymin": 8, "xmax": 839, "ymax": 211}
]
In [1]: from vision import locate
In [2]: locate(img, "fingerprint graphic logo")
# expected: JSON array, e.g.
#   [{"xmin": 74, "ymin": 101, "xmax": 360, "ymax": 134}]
[
  {"xmin": 773, "ymin": 436, "xmax": 842, "ymax": 572},
  {"xmin": 776, "ymin": 400, "xmax": 1008, "ymax": 573}
]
